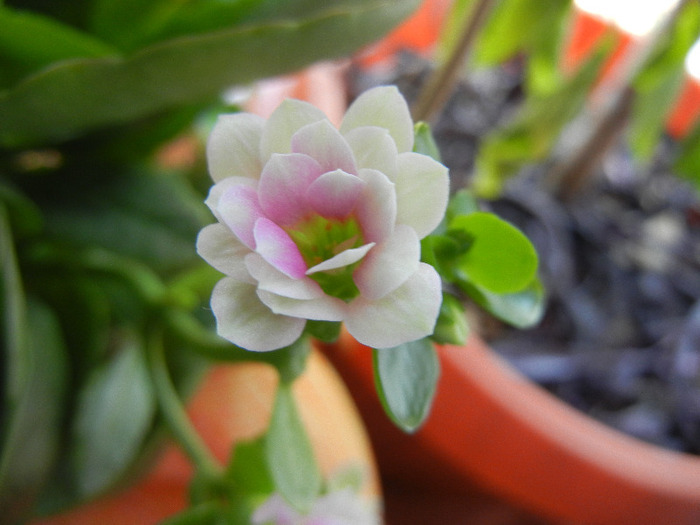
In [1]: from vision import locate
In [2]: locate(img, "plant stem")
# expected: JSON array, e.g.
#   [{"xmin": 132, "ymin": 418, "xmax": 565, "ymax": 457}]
[
  {"xmin": 411, "ymin": 0, "xmax": 495, "ymax": 122},
  {"xmin": 147, "ymin": 326, "xmax": 222, "ymax": 480}
]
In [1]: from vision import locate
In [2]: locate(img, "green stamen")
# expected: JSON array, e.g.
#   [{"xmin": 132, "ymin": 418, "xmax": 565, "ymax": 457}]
[{"xmin": 286, "ymin": 215, "xmax": 365, "ymax": 301}]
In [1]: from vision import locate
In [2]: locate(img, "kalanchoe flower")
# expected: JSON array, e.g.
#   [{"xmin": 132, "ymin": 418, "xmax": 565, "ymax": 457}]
[{"xmin": 197, "ymin": 86, "xmax": 449, "ymax": 351}]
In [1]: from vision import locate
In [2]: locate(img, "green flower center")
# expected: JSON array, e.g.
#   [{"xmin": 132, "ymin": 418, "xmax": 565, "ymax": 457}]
[{"xmin": 286, "ymin": 215, "xmax": 365, "ymax": 301}]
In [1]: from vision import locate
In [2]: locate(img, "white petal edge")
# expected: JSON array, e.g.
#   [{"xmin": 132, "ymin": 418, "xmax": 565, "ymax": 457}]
[
  {"xmin": 207, "ymin": 112, "xmax": 265, "ymax": 182},
  {"xmin": 245, "ymin": 253, "xmax": 324, "ymax": 300},
  {"xmin": 356, "ymin": 168, "xmax": 396, "ymax": 244},
  {"xmin": 204, "ymin": 176, "xmax": 257, "ymax": 224},
  {"xmin": 395, "ymin": 152, "xmax": 449, "ymax": 239},
  {"xmin": 306, "ymin": 242, "xmax": 375, "ymax": 275},
  {"xmin": 345, "ymin": 263, "xmax": 442, "ymax": 349},
  {"xmin": 260, "ymin": 99, "xmax": 328, "ymax": 163},
  {"xmin": 211, "ymin": 278, "xmax": 305, "ymax": 351},
  {"xmin": 196, "ymin": 224, "xmax": 255, "ymax": 283},
  {"xmin": 291, "ymin": 120, "xmax": 357, "ymax": 175},
  {"xmin": 343, "ymin": 125, "xmax": 399, "ymax": 181},
  {"xmin": 257, "ymin": 290, "xmax": 348, "ymax": 322},
  {"xmin": 340, "ymin": 86, "xmax": 414, "ymax": 154},
  {"xmin": 353, "ymin": 225, "xmax": 420, "ymax": 301}
]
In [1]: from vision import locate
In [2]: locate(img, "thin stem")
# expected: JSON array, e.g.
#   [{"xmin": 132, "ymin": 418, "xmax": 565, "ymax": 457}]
[
  {"xmin": 147, "ymin": 326, "xmax": 222, "ymax": 479},
  {"xmin": 411, "ymin": 0, "xmax": 495, "ymax": 122}
]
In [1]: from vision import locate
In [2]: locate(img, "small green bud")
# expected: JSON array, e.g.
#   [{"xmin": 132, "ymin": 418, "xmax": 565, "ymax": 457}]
[{"xmin": 431, "ymin": 293, "xmax": 470, "ymax": 345}]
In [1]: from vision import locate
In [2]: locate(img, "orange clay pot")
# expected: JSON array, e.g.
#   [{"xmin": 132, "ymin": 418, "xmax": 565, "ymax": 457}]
[
  {"xmin": 31, "ymin": 348, "xmax": 380, "ymax": 525},
  {"xmin": 321, "ymin": 329, "xmax": 700, "ymax": 525}
]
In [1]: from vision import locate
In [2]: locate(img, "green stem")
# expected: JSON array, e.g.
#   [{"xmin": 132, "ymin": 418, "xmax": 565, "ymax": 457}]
[
  {"xmin": 411, "ymin": 0, "xmax": 495, "ymax": 122},
  {"xmin": 146, "ymin": 326, "xmax": 222, "ymax": 480}
]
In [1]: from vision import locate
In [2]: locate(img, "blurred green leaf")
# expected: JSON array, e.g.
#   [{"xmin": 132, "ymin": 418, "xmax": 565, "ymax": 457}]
[
  {"xmin": 413, "ymin": 121, "xmax": 442, "ymax": 161},
  {"xmin": 0, "ymin": 209, "xmax": 68, "ymax": 523},
  {"xmin": 461, "ymin": 276, "xmax": 546, "ymax": 329},
  {"xmin": 473, "ymin": 40, "xmax": 607, "ymax": 197},
  {"xmin": 431, "ymin": 292, "xmax": 470, "ymax": 345},
  {"xmin": 674, "ymin": 121, "xmax": 700, "ymax": 189},
  {"xmin": 450, "ymin": 212, "xmax": 538, "ymax": 294},
  {"xmin": 160, "ymin": 501, "xmax": 240, "ymax": 525},
  {"xmin": 372, "ymin": 337, "xmax": 439, "ymax": 433},
  {"xmin": 0, "ymin": 5, "xmax": 118, "ymax": 88},
  {"xmin": 629, "ymin": 0, "xmax": 700, "ymax": 159},
  {"xmin": 71, "ymin": 331, "xmax": 156, "ymax": 498},
  {"xmin": 0, "ymin": 0, "xmax": 420, "ymax": 146},
  {"xmin": 0, "ymin": 180, "xmax": 42, "ymax": 238},
  {"xmin": 265, "ymin": 384, "xmax": 321, "ymax": 512},
  {"xmin": 228, "ymin": 439, "xmax": 274, "ymax": 497}
]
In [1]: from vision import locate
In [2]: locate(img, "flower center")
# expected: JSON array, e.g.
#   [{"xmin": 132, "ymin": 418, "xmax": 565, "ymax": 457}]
[{"xmin": 286, "ymin": 215, "xmax": 364, "ymax": 301}]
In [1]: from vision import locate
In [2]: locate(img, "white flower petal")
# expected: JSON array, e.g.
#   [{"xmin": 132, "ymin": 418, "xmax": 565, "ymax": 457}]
[
  {"xmin": 306, "ymin": 243, "xmax": 375, "ymax": 275},
  {"xmin": 211, "ymin": 278, "xmax": 305, "ymax": 351},
  {"xmin": 291, "ymin": 120, "xmax": 357, "ymax": 175},
  {"xmin": 258, "ymin": 153, "xmax": 323, "ymax": 226},
  {"xmin": 204, "ymin": 176, "xmax": 256, "ymax": 224},
  {"xmin": 340, "ymin": 86, "xmax": 414, "ymax": 153},
  {"xmin": 353, "ymin": 225, "xmax": 420, "ymax": 300},
  {"xmin": 260, "ymin": 98, "xmax": 327, "ymax": 163},
  {"xmin": 344, "ymin": 125, "xmax": 398, "ymax": 180},
  {"xmin": 345, "ymin": 263, "xmax": 442, "ymax": 348},
  {"xmin": 258, "ymin": 290, "xmax": 348, "ymax": 321},
  {"xmin": 356, "ymin": 168, "xmax": 396, "ymax": 243},
  {"xmin": 395, "ymin": 152, "xmax": 449, "ymax": 239},
  {"xmin": 305, "ymin": 169, "xmax": 366, "ymax": 219},
  {"xmin": 207, "ymin": 112, "xmax": 264, "ymax": 182},
  {"xmin": 196, "ymin": 224, "xmax": 254, "ymax": 282},
  {"xmin": 217, "ymin": 183, "xmax": 265, "ymax": 249},
  {"xmin": 245, "ymin": 253, "xmax": 324, "ymax": 300}
]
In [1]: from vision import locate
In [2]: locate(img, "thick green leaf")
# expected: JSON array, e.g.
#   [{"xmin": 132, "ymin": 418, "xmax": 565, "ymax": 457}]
[
  {"xmin": 674, "ymin": 121, "xmax": 700, "ymax": 189},
  {"xmin": 37, "ymin": 169, "xmax": 208, "ymax": 275},
  {"xmin": 71, "ymin": 331, "xmax": 156, "ymax": 498},
  {"xmin": 450, "ymin": 212, "xmax": 538, "ymax": 294},
  {"xmin": 0, "ymin": 6, "xmax": 118, "ymax": 88},
  {"xmin": 461, "ymin": 276, "xmax": 546, "ymax": 329},
  {"xmin": 228, "ymin": 439, "xmax": 274, "ymax": 497},
  {"xmin": 265, "ymin": 384, "xmax": 321, "ymax": 512},
  {"xmin": 0, "ymin": 209, "xmax": 68, "ymax": 524},
  {"xmin": 0, "ymin": 0, "xmax": 420, "ymax": 146},
  {"xmin": 372, "ymin": 338, "xmax": 439, "ymax": 433}
]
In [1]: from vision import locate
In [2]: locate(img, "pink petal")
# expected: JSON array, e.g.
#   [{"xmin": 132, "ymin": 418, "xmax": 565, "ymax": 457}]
[
  {"xmin": 196, "ymin": 224, "xmax": 255, "ymax": 283},
  {"xmin": 253, "ymin": 218, "xmax": 307, "ymax": 279},
  {"xmin": 353, "ymin": 225, "xmax": 419, "ymax": 300},
  {"xmin": 207, "ymin": 112, "xmax": 264, "ymax": 182},
  {"xmin": 355, "ymin": 168, "xmax": 396, "ymax": 243},
  {"xmin": 304, "ymin": 169, "xmax": 366, "ymax": 219},
  {"xmin": 211, "ymin": 278, "xmax": 305, "ymax": 351},
  {"xmin": 395, "ymin": 152, "xmax": 449, "ymax": 238},
  {"xmin": 345, "ymin": 263, "xmax": 442, "ymax": 348},
  {"xmin": 217, "ymin": 183, "xmax": 265, "ymax": 249},
  {"xmin": 306, "ymin": 243, "xmax": 375, "ymax": 275},
  {"xmin": 340, "ymin": 86, "xmax": 414, "ymax": 153},
  {"xmin": 258, "ymin": 153, "xmax": 324, "ymax": 226},
  {"xmin": 291, "ymin": 120, "xmax": 357, "ymax": 175},
  {"xmin": 245, "ymin": 253, "xmax": 324, "ymax": 300},
  {"xmin": 204, "ymin": 176, "xmax": 256, "ymax": 224},
  {"xmin": 343, "ymin": 126, "xmax": 399, "ymax": 180}
]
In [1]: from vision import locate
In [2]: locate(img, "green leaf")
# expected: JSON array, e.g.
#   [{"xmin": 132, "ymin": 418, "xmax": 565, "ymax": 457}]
[
  {"xmin": 0, "ymin": 0, "xmax": 420, "ymax": 146},
  {"xmin": 450, "ymin": 212, "xmax": 538, "ymax": 294},
  {"xmin": 0, "ymin": 6, "xmax": 118, "ymax": 88},
  {"xmin": 159, "ymin": 501, "xmax": 234, "ymax": 525},
  {"xmin": 674, "ymin": 121, "xmax": 700, "ymax": 189},
  {"xmin": 431, "ymin": 293, "xmax": 470, "ymax": 345},
  {"xmin": 265, "ymin": 384, "xmax": 321, "ymax": 513},
  {"xmin": 0, "ymin": 181, "xmax": 42, "ymax": 238},
  {"xmin": 372, "ymin": 337, "xmax": 439, "ymax": 433},
  {"xmin": 413, "ymin": 121, "xmax": 441, "ymax": 161},
  {"xmin": 71, "ymin": 331, "xmax": 156, "ymax": 498},
  {"xmin": 304, "ymin": 320, "xmax": 341, "ymax": 343},
  {"xmin": 228, "ymin": 439, "xmax": 274, "ymax": 497},
  {"xmin": 1, "ymin": 206, "xmax": 68, "ymax": 523},
  {"xmin": 37, "ymin": 169, "xmax": 208, "ymax": 275},
  {"xmin": 461, "ymin": 276, "xmax": 546, "ymax": 329}
]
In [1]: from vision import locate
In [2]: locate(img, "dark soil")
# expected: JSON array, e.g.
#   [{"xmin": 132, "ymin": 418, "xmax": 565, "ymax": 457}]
[{"xmin": 350, "ymin": 54, "xmax": 700, "ymax": 455}]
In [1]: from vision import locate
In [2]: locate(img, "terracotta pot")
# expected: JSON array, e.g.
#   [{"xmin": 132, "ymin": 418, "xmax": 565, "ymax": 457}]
[
  {"xmin": 31, "ymin": 348, "xmax": 380, "ymax": 525},
  {"xmin": 321, "ymin": 329, "xmax": 700, "ymax": 525}
]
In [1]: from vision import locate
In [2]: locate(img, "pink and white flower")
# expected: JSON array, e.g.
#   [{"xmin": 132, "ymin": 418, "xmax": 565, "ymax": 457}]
[{"xmin": 197, "ymin": 86, "xmax": 448, "ymax": 351}]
